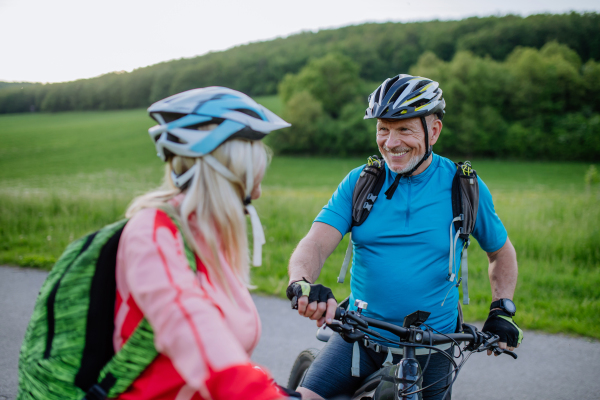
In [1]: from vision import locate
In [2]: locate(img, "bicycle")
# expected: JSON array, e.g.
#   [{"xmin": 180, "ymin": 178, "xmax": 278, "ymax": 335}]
[{"xmin": 287, "ymin": 300, "xmax": 517, "ymax": 400}]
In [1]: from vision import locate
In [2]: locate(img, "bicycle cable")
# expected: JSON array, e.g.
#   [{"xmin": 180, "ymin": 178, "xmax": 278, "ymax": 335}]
[{"xmin": 421, "ymin": 323, "xmax": 463, "ymax": 353}]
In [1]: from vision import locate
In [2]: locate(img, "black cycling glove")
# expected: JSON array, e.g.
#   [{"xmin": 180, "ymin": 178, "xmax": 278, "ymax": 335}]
[
  {"xmin": 286, "ymin": 278, "xmax": 335, "ymax": 308},
  {"xmin": 482, "ymin": 309, "xmax": 524, "ymax": 348}
]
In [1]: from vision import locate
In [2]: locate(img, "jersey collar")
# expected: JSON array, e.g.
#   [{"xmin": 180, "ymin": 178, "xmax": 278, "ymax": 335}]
[{"xmin": 387, "ymin": 152, "xmax": 440, "ymax": 184}]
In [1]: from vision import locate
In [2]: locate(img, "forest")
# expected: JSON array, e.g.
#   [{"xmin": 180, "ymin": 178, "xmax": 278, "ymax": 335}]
[{"xmin": 1, "ymin": 12, "xmax": 599, "ymax": 160}]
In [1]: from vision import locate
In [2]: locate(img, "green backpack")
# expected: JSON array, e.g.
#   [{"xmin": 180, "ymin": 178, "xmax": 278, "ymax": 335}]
[{"xmin": 18, "ymin": 217, "xmax": 197, "ymax": 400}]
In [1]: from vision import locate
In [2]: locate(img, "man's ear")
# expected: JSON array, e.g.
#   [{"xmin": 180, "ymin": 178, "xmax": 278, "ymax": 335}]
[{"xmin": 429, "ymin": 118, "xmax": 443, "ymax": 146}]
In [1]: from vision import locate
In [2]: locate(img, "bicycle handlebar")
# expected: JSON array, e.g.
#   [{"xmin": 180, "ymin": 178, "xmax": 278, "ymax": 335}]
[{"xmin": 330, "ymin": 307, "xmax": 517, "ymax": 359}]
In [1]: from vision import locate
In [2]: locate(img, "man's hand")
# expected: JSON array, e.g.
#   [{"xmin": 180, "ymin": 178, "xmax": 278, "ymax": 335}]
[
  {"xmin": 286, "ymin": 279, "xmax": 337, "ymax": 327},
  {"xmin": 482, "ymin": 309, "xmax": 523, "ymax": 356}
]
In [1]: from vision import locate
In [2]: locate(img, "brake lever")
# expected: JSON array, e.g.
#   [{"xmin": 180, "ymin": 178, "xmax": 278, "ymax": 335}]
[
  {"xmin": 491, "ymin": 345, "xmax": 518, "ymax": 359},
  {"xmin": 482, "ymin": 334, "xmax": 500, "ymax": 349},
  {"xmin": 345, "ymin": 311, "xmax": 369, "ymax": 328},
  {"xmin": 326, "ymin": 320, "xmax": 344, "ymax": 333}
]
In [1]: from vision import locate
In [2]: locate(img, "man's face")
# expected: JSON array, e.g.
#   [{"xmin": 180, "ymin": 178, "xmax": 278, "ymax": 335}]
[{"xmin": 376, "ymin": 117, "xmax": 429, "ymax": 174}]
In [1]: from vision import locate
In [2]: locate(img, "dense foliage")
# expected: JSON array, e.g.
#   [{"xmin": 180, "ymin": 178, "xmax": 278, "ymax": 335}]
[
  {"xmin": 268, "ymin": 53, "xmax": 378, "ymax": 156},
  {"xmin": 411, "ymin": 43, "xmax": 600, "ymax": 160},
  {"xmin": 271, "ymin": 42, "xmax": 600, "ymax": 160}
]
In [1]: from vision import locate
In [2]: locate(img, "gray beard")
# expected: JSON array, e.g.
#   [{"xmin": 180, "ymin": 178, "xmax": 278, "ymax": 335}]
[{"xmin": 381, "ymin": 151, "xmax": 421, "ymax": 175}]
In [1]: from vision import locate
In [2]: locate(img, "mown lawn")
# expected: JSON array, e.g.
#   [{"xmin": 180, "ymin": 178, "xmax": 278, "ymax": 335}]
[{"xmin": 0, "ymin": 109, "xmax": 598, "ymax": 338}]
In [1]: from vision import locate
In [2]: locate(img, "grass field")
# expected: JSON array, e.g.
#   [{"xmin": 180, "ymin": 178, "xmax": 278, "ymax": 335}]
[{"xmin": 1, "ymin": 108, "xmax": 599, "ymax": 338}]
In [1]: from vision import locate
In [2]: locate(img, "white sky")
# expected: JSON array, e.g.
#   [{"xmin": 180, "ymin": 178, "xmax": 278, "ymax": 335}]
[{"xmin": 1, "ymin": 0, "xmax": 599, "ymax": 83}]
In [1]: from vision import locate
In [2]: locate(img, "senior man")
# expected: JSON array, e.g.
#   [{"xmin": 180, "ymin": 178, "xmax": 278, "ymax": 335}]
[{"xmin": 286, "ymin": 74, "xmax": 523, "ymax": 400}]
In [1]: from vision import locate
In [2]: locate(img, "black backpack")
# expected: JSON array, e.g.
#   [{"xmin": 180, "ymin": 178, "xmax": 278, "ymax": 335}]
[{"xmin": 336, "ymin": 155, "xmax": 479, "ymax": 305}]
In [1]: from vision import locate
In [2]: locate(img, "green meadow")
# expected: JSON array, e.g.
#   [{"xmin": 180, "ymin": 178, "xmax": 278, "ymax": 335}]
[{"xmin": 1, "ymin": 107, "xmax": 598, "ymax": 338}]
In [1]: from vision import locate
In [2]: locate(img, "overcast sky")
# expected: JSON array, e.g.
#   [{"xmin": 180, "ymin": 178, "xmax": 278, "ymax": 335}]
[{"xmin": 1, "ymin": 0, "xmax": 599, "ymax": 83}]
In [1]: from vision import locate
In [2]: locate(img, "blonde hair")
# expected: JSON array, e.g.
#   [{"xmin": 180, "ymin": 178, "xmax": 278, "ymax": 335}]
[{"xmin": 126, "ymin": 139, "xmax": 270, "ymax": 292}]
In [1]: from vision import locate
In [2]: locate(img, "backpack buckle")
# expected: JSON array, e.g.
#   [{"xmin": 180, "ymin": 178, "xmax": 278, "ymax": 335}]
[{"xmin": 363, "ymin": 202, "xmax": 373, "ymax": 211}]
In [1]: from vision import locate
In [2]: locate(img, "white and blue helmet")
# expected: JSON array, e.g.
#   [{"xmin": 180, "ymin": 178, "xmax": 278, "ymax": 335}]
[
  {"xmin": 147, "ymin": 87, "xmax": 290, "ymax": 267},
  {"xmin": 148, "ymin": 87, "xmax": 290, "ymax": 162}
]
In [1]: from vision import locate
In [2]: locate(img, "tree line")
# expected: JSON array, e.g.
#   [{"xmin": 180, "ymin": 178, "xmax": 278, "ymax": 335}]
[{"xmin": 1, "ymin": 12, "xmax": 598, "ymax": 114}]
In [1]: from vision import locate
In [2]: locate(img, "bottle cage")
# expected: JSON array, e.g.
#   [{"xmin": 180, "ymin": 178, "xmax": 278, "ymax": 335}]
[{"xmin": 338, "ymin": 157, "xmax": 479, "ymax": 306}]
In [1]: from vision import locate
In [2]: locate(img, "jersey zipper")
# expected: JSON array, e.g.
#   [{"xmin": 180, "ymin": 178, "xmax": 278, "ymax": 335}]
[{"xmin": 405, "ymin": 177, "xmax": 412, "ymax": 228}]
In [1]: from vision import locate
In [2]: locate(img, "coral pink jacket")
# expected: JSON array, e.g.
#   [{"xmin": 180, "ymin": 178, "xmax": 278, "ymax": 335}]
[{"xmin": 113, "ymin": 208, "xmax": 282, "ymax": 400}]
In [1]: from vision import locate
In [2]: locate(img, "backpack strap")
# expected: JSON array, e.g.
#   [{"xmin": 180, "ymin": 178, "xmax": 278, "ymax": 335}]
[
  {"xmin": 351, "ymin": 155, "xmax": 387, "ymax": 227},
  {"xmin": 75, "ymin": 220, "xmax": 128, "ymax": 393},
  {"xmin": 80, "ymin": 212, "xmax": 198, "ymax": 399},
  {"xmin": 448, "ymin": 161, "xmax": 479, "ymax": 305},
  {"xmin": 91, "ymin": 318, "xmax": 157, "ymax": 399},
  {"xmin": 338, "ymin": 156, "xmax": 387, "ymax": 284}
]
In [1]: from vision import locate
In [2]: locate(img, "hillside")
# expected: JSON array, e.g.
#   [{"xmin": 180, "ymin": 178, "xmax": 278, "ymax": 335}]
[{"xmin": 1, "ymin": 12, "xmax": 599, "ymax": 114}]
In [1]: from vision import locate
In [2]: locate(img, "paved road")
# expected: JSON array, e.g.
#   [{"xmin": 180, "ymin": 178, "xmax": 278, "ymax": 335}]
[{"xmin": 1, "ymin": 266, "xmax": 599, "ymax": 399}]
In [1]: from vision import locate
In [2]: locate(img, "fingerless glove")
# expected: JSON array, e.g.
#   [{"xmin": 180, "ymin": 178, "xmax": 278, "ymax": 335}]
[{"xmin": 482, "ymin": 309, "xmax": 523, "ymax": 347}]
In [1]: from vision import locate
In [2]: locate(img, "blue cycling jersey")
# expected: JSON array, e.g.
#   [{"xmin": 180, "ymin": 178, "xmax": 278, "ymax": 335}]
[{"xmin": 315, "ymin": 153, "xmax": 507, "ymax": 338}]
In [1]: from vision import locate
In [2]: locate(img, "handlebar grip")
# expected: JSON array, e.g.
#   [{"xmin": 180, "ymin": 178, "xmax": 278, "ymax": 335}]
[
  {"xmin": 334, "ymin": 307, "xmax": 343, "ymax": 320},
  {"xmin": 291, "ymin": 296, "xmax": 298, "ymax": 310}
]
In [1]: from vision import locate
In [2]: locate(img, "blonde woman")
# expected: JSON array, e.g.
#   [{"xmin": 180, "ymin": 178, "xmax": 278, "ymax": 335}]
[{"xmin": 113, "ymin": 87, "xmax": 292, "ymax": 400}]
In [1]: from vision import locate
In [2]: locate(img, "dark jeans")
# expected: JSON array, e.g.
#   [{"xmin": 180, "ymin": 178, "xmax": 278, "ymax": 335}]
[{"xmin": 301, "ymin": 333, "xmax": 453, "ymax": 400}]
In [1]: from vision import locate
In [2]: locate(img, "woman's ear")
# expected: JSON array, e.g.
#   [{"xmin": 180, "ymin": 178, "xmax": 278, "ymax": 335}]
[{"xmin": 251, "ymin": 182, "xmax": 262, "ymax": 200}]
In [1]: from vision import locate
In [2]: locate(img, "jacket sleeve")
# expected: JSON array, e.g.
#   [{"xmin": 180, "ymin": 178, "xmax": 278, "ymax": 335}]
[{"xmin": 119, "ymin": 208, "xmax": 283, "ymax": 400}]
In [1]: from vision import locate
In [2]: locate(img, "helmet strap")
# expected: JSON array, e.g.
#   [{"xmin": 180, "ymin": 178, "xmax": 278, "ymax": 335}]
[
  {"xmin": 246, "ymin": 204, "xmax": 266, "ymax": 266},
  {"xmin": 171, "ymin": 163, "xmax": 199, "ymax": 190},
  {"xmin": 401, "ymin": 115, "xmax": 432, "ymax": 177},
  {"xmin": 203, "ymin": 154, "xmax": 265, "ymax": 267}
]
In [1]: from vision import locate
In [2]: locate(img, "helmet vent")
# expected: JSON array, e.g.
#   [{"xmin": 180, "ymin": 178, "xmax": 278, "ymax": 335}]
[
  {"xmin": 166, "ymin": 132, "xmax": 187, "ymax": 144},
  {"xmin": 372, "ymin": 87, "xmax": 382, "ymax": 104},
  {"xmin": 160, "ymin": 112, "xmax": 187, "ymax": 123},
  {"xmin": 388, "ymin": 83, "xmax": 407, "ymax": 105},
  {"xmin": 235, "ymin": 108, "xmax": 261, "ymax": 119},
  {"xmin": 187, "ymin": 118, "xmax": 223, "ymax": 131},
  {"xmin": 412, "ymin": 99, "xmax": 429, "ymax": 108},
  {"xmin": 414, "ymin": 80, "xmax": 431, "ymax": 91},
  {"xmin": 382, "ymin": 75, "xmax": 400, "ymax": 97}
]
